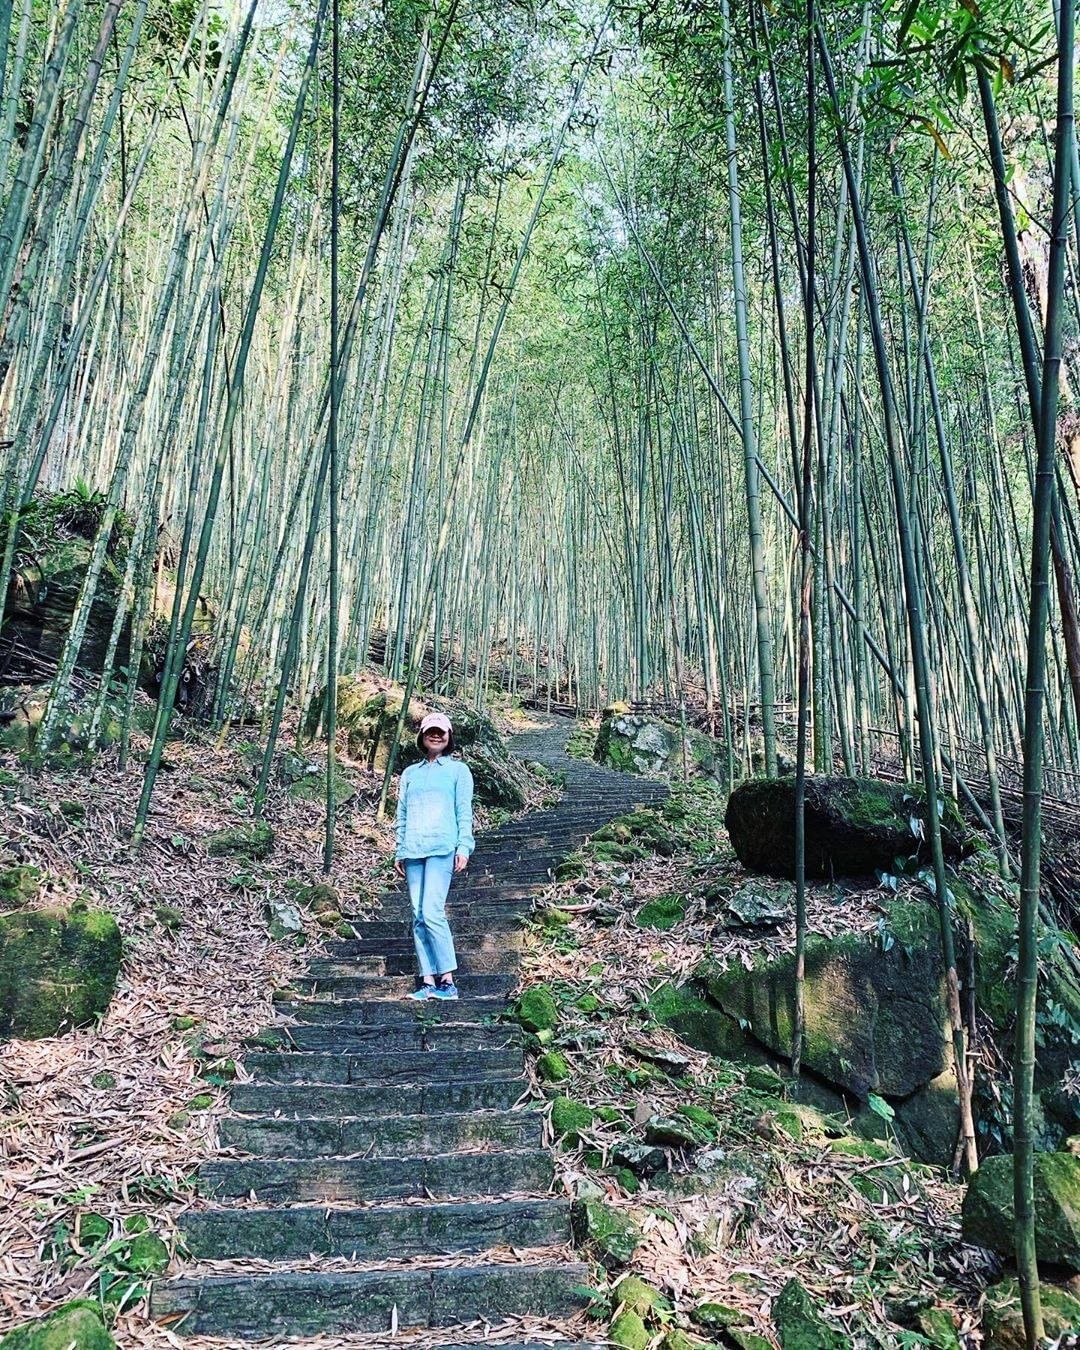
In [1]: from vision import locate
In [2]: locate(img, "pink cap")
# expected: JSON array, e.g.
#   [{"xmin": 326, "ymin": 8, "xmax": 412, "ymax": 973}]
[{"xmin": 419, "ymin": 712, "xmax": 453, "ymax": 734}]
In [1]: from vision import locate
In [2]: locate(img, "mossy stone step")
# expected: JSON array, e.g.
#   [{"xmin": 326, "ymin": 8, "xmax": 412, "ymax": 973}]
[
  {"xmin": 355, "ymin": 914, "xmax": 530, "ymax": 937},
  {"xmin": 289, "ymin": 973, "xmax": 517, "ymax": 999},
  {"xmin": 181, "ymin": 1195, "xmax": 569, "ymax": 1259},
  {"xmin": 283, "ymin": 995, "xmax": 510, "ymax": 1026},
  {"xmin": 275, "ymin": 1023, "xmax": 520, "ymax": 1054},
  {"xmin": 242, "ymin": 1045, "xmax": 524, "ymax": 1084},
  {"xmin": 218, "ymin": 1108, "xmax": 542, "ymax": 1158},
  {"xmin": 200, "ymin": 1147, "xmax": 554, "ymax": 1202},
  {"xmin": 324, "ymin": 930, "xmax": 523, "ymax": 957},
  {"xmin": 152, "ymin": 1262, "xmax": 590, "ymax": 1339},
  {"xmin": 229, "ymin": 1078, "xmax": 526, "ymax": 1117}
]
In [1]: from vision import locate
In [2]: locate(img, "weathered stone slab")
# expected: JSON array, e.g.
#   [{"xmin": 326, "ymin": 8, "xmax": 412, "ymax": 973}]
[
  {"xmin": 229, "ymin": 1078, "xmax": 523, "ymax": 1117},
  {"xmin": 242, "ymin": 1046, "xmax": 524, "ymax": 1085},
  {"xmin": 218, "ymin": 1108, "xmax": 541, "ymax": 1158}
]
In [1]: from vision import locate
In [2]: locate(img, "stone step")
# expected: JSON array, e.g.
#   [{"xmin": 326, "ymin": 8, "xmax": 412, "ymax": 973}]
[
  {"xmin": 288, "ymin": 973, "xmax": 518, "ymax": 999},
  {"xmin": 181, "ymin": 1195, "xmax": 569, "ymax": 1260},
  {"xmin": 200, "ymin": 1147, "xmax": 554, "ymax": 1202},
  {"xmin": 218, "ymin": 1108, "xmax": 542, "ymax": 1158},
  {"xmin": 307, "ymin": 948, "xmax": 519, "ymax": 977},
  {"xmin": 242, "ymin": 1045, "xmax": 524, "ymax": 1084},
  {"xmin": 151, "ymin": 1262, "xmax": 589, "ymax": 1339},
  {"xmin": 355, "ymin": 914, "xmax": 531, "ymax": 937},
  {"xmin": 229, "ymin": 1077, "xmax": 526, "ymax": 1117},
  {"xmin": 283, "ymin": 995, "xmax": 509, "ymax": 1026},
  {"xmin": 323, "ymin": 930, "xmax": 524, "ymax": 958},
  {"xmin": 274, "ymin": 1023, "xmax": 518, "ymax": 1054}
]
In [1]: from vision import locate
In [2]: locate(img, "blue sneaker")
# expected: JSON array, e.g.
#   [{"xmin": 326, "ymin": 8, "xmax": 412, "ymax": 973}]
[
  {"xmin": 430, "ymin": 981, "xmax": 459, "ymax": 1001},
  {"xmin": 406, "ymin": 985, "xmax": 434, "ymax": 1001}
]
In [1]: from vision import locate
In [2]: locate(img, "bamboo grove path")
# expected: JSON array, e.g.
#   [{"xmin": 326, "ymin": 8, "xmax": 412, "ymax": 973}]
[{"xmin": 151, "ymin": 717, "xmax": 667, "ymax": 1341}]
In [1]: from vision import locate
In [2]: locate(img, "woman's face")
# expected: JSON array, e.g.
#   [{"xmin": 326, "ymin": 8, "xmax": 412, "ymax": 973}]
[{"xmin": 423, "ymin": 728, "xmax": 448, "ymax": 755}]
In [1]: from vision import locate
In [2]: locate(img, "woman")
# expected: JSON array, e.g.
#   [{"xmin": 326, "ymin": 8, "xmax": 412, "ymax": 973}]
[{"xmin": 393, "ymin": 711, "xmax": 474, "ymax": 1001}]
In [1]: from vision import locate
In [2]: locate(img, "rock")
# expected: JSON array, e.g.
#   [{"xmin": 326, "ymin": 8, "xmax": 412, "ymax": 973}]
[
  {"xmin": 595, "ymin": 707, "xmax": 722, "ymax": 782},
  {"xmin": 119, "ymin": 1231, "xmax": 169, "ymax": 1274},
  {"xmin": 648, "ymin": 981, "xmax": 757, "ymax": 1063},
  {"xmin": 660, "ymin": 1332, "xmax": 709, "ymax": 1350},
  {"xmin": 677, "ymin": 1103, "xmax": 720, "ymax": 1138},
  {"xmin": 894, "ymin": 1069, "xmax": 960, "ymax": 1168},
  {"xmin": 537, "ymin": 1050, "xmax": 569, "ymax": 1082},
  {"xmin": 982, "ymin": 1277, "xmax": 1080, "ymax": 1348},
  {"xmin": 725, "ymin": 775, "xmax": 970, "ymax": 879},
  {"xmin": 609, "ymin": 1310, "xmax": 649, "ymax": 1350},
  {"xmin": 292, "ymin": 882, "xmax": 340, "ymax": 914},
  {"xmin": 0, "ymin": 864, "xmax": 40, "ymax": 911},
  {"xmin": 728, "ymin": 1334, "xmax": 774, "ymax": 1350},
  {"xmin": 962, "ymin": 1152, "xmax": 1080, "ymax": 1271},
  {"xmin": 154, "ymin": 904, "xmax": 184, "ymax": 930},
  {"xmin": 691, "ymin": 1302, "xmax": 746, "ymax": 1331},
  {"xmin": 265, "ymin": 897, "xmax": 304, "ymax": 942},
  {"xmin": 78, "ymin": 1213, "xmax": 111, "ymax": 1249},
  {"xmin": 0, "ymin": 1300, "xmax": 115, "ymax": 1350},
  {"xmin": 278, "ymin": 751, "xmax": 356, "ymax": 806},
  {"xmin": 716, "ymin": 881, "xmax": 793, "ymax": 929},
  {"xmin": 635, "ymin": 896, "xmax": 685, "ymax": 930},
  {"xmin": 612, "ymin": 1141, "xmax": 668, "ymax": 1177},
  {"xmin": 771, "ymin": 1279, "xmax": 847, "ymax": 1349},
  {"xmin": 700, "ymin": 899, "xmax": 950, "ymax": 1099},
  {"xmin": 645, "ymin": 1115, "xmax": 704, "ymax": 1149},
  {"xmin": 0, "ymin": 904, "xmax": 121, "ymax": 1039},
  {"xmin": 206, "ymin": 822, "xmax": 274, "ymax": 859},
  {"xmin": 914, "ymin": 1307, "xmax": 960, "ymax": 1348},
  {"xmin": 613, "ymin": 1276, "xmax": 668, "ymax": 1316},
  {"xmin": 594, "ymin": 811, "xmax": 678, "ymax": 857},
  {"xmin": 515, "ymin": 986, "xmax": 559, "ymax": 1033},
  {"xmin": 573, "ymin": 1199, "xmax": 640, "ymax": 1267},
  {"xmin": 551, "ymin": 1095, "xmax": 594, "ymax": 1144},
  {"xmin": 630, "ymin": 1042, "xmax": 691, "ymax": 1074}
]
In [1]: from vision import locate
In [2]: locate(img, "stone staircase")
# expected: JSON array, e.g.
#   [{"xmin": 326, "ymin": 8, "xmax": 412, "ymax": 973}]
[{"xmin": 152, "ymin": 717, "xmax": 666, "ymax": 1341}]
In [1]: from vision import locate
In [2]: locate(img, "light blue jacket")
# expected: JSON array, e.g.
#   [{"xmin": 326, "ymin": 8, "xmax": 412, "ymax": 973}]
[{"xmin": 395, "ymin": 756, "xmax": 475, "ymax": 861}]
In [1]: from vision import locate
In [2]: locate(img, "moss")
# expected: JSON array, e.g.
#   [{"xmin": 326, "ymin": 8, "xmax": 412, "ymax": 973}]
[
  {"xmin": 676, "ymin": 1103, "xmax": 720, "ymax": 1136},
  {"xmin": 660, "ymin": 1332, "xmax": 709, "ymax": 1350},
  {"xmin": 635, "ymin": 896, "xmax": 685, "ymax": 931},
  {"xmin": 0, "ymin": 904, "xmax": 121, "ymax": 1038},
  {"xmin": 205, "ymin": 822, "xmax": 274, "ymax": 859},
  {"xmin": 90, "ymin": 1071, "xmax": 115, "ymax": 1090},
  {"xmin": 0, "ymin": 1300, "xmax": 115, "ymax": 1350},
  {"xmin": 78, "ymin": 1213, "xmax": 111, "ymax": 1249},
  {"xmin": 198, "ymin": 1058, "xmax": 236, "ymax": 1084},
  {"xmin": 187, "ymin": 1093, "xmax": 213, "ymax": 1110},
  {"xmin": 123, "ymin": 1215, "xmax": 149, "ymax": 1234},
  {"xmin": 828, "ymin": 1136, "xmax": 892, "ymax": 1162},
  {"xmin": 771, "ymin": 1278, "xmax": 847, "ymax": 1349},
  {"xmin": 153, "ymin": 905, "xmax": 184, "ymax": 930},
  {"xmin": 166, "ymin": 1111, "xmax": 189, "ymax": 1130},
  {"xmin": 609, "ymin": 1311, "xmax": 649, "ymax": 1350},
  {"xmin": 551, "ymin": 1095, "xmax": 594, "ymax": 1143},
  {"xmin": 613, "ymin": 1275, "xmax": 669, "ymax": 1317},
  {"xmin": 574, "ymin": 1200, "xmax": 640, "ymax": 1267},
  {"xmin": 537, "ymin": 1050, "xmax": 569, "ymax": 1082},
  {"xmin": 171, "ymin": 1015, "xmax": 199, "ymax": 1032},
  {"xmin": 58, "ymin": 800, "xmax": 85, "ymax": 822},
  {"xmin": 119, "ymin": 1232, "xmax": 169, "ymax": 1274},
  {"xmin": 575, "ymin": 993, "xmax": 600, "ymax": 1013},
  {"xmin": 915, "ymin": 1308, "xmax": 959, "ymax": 1348},
  {"xmin": 514, "ymin": 986, "xmax": 559, "ymax": 1033},
  {"xmin": 0, "ymin": 864, "xmax": 41, "ymax": 910},
  {"xmin": 692, "ymin": 1302, "xmax": 746, "ymax": 1331},
  {"xmin": 962, "ymin": 1152, "xmax": 1080, "ymax": 1269}
]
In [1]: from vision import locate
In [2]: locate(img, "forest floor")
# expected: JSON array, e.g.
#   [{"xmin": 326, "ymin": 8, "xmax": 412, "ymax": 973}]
[{"xmin": 0, "ymin": 705, "xmax": 1004, "ymax": 1349}]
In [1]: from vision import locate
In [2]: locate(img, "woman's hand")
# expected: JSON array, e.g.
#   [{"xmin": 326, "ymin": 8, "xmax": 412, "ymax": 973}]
[
  {"xmin": 393, "ymin": 858, "xmax": 405, "ymax": 879},
  {"xmin": 454, "ymin": 853, "xmax": 468, "ymax": 874}
]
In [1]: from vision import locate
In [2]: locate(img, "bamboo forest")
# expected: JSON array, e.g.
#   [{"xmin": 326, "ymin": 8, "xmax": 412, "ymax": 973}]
[{"xmin": 3, "ymin": 0, "xmax": 1080, "ymax": 1347}]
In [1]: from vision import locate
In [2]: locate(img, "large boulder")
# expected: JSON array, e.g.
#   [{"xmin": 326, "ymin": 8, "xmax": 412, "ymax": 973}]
[
  {"xmin": 595, "ymin": 705, "xmax": 721, "ymax": 782},
  {"xmin": 701, "ymin": 899, "xmax": 950, "ymax": 1099},
  {"xmin": 0, "ymin": 903, "xmax": 122, "ymax": 1038},
  {"xmin": 962, "ymin": 1152, "xmax": 1080, "ymax": 1271},
  {"xmin": 724, "ymin": 775, "xmax": 970, "ymax": 879}
]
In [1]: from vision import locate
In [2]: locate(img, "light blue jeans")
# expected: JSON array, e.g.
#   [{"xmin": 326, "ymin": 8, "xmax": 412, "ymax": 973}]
[{"xmin": 404, "ymin": 852, "xmax": 457, "ymax": 979}]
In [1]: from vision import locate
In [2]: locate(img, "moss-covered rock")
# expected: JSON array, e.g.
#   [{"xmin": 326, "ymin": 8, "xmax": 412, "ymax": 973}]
[
  {"xmin": 153, "ymin": 904, "xmax": 184, "ymax": 931},
  {"xmin": 914, "ymin": 1307, "xmax": 960, "ymax": 1348},
  {"xmin": 660, "ymin": 1331, "xmax": 709, "ymax": 1350},
  {"xmin": 725, "ymin": 775, "xmax": 970, "ymax": 879},
  {"xmin": 609, "ymin": 1310, "xmax": 649, "ymax": 1350},
  {"xmin": 0, "ymin": 864, "xmax": 41, "ymax": 911},
  {"xmin": 635, "ymin": 896, "xmax": 685, "ymax": 931},
  {"xmin": 613, "ymin": 1275, "xmax": 668, "ymax": 1316},
  {"xmin": 894, "ymin": 1068, "xmax": 960, "ymax": 1168},
  {"xmin": 551, "ymin": 1095, "xmax": 594, "ymax": 1143},
  {"xmin": 573, "ymin": 1199, "xmax": 640, "ymax": 1267},
  {"xmin": 0, "ymin": 904, "xmax": 121, "ymax": 1039},
  {"xmin": 206, "ymin": 821, "xmax": 274, "ymax": 859},
  {"xmin": 981, "ymin": 1277, "xmax": 1080, "ymax": 1348},
  {"xmin": 537, "ymin": 1050, "xmax": 569, "ymax": 1082},
  {"xmin": 0, "ymin": 1300, "xmax": 115, "ymax": 1350},
  {"xmin": 514, "ymin": 986, "xmax": 559, "ymax": 1033},
  {"xmin": 595, "ymin": 707, "xmax": 722, "ymax": 782},
  {"xmin": 645, "ymin": 1115, "xmax": 704, "ymax": 1148},
  {"xmin": 691, "ymin": 1302, "xmax": 746, "ymax": 1331},
  {"xmin": 265, "ymin": 897, "xmax": 304, "ymax": 942},
  {"xmin": 292, "ymin": 882, "xmax": 341, "ymax": 914},
  {"xmin": 962, "ymin": 1152, "xmax": 1080, "ymax": 1270},
  {"xmin": 771, "ymin": 1279, "xmax": 847, "ymax": 1349}
]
